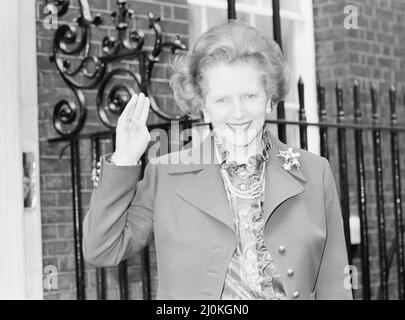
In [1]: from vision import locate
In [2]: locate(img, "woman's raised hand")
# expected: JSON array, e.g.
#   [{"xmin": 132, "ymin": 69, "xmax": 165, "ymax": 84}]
[{"xmin": 113, "ymin": 92, "xmax": 151, "ymax": 165}]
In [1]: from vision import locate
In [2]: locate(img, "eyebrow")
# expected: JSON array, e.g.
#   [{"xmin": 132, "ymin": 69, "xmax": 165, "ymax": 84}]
[
  {"xmin": 243, "ymin": 90, "xmax": 259, "ymax": 94},
  {"xmin": 208, "ymin": 87, "xmax": 262, "ymax": 99},
  {"xmin": 210, "ymin": 94, "xmax": 228, "ymax": 100}
]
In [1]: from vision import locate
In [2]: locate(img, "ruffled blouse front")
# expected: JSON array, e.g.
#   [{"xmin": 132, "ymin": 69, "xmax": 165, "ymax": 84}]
[{"xmin": 212, "ymin": 128, "xmax": 287, "ymax": 300}]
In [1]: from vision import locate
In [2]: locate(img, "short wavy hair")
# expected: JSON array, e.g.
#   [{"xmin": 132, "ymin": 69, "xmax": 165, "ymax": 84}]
[{"xmin": 169, "ymin": 20, "xmax": 290, "ymax": 117}]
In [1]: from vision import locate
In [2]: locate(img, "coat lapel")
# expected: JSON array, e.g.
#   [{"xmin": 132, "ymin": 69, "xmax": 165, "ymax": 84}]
[
  {"xmin": 173, "ymin": 134, "xmax": 235, "ymax": 232},
  {"xmin": 263, "ymin": 136, "xmax": 306, "ymax": 226},
  {"xmin": 171, "ymin": 129, "xmax": 307, "ymax": 233},
  {"xmin": 176, "ymin": 164, "xmax": 236, "ymax": 232}
]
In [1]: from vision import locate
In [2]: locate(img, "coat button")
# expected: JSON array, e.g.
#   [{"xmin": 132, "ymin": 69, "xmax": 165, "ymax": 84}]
[
  {"xmin": 287, "ymin": 269, "xmax": 294, "ymax": 277},
  {"xmin": 292, "ymin": 291, "xmax": 300, "ymax": 299},
  {"xmin": 91, "ymin": 167, "xmax": 100, "ymax": 188},
  {"xmin": 96, "ymin": 161, "xmax": 101, "ymax": 169},
  {"xmin": 278, "ymin": 246, "xmax": 286, "ymax": 254}
]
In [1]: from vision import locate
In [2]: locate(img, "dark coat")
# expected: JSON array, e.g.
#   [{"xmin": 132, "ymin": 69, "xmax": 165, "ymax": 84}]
[{"xmin": 83, "ymin": 130, "xmax": 353, "ymax": 300}]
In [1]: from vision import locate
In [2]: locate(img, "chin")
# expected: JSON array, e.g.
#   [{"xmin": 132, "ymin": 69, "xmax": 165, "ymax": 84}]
[{"xmin": 221, "ymin": 130, "xmax": 260, "ymax": 147}]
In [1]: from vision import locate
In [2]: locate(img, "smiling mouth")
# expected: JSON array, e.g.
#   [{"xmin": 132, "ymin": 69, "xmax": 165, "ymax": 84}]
[{"xmin": 226, "ymin": 120, "xmax": 252, "ymax": 132}]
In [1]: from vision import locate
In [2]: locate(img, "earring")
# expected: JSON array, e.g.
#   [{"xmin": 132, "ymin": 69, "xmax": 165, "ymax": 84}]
[
  {"xmin": 265, "ymin": 100, "xmax": 272, "ymax": 113},
  {"xmin": 201, "ymin": 110, "xmax": 211, "ymax": 123}
]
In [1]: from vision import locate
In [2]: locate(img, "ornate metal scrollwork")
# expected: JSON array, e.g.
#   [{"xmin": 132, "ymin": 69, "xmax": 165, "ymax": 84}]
[
  {"xmin": 96, "ymin": 68, "xmax": 140, "ymax": 129},
  {"xmin": 101, "ymin": 1, "xmax": 145, "ymax": 60},
  {"xmin": 53, "ymin": 87, "xmax": 86, "ymax": 137},
  {"xmin": 49, "ymin": 0, "xmax": 188, "ymax": 138},
  {"xmin": 45, "ymin": 0, "xmax": 70, "ymax": 17}
]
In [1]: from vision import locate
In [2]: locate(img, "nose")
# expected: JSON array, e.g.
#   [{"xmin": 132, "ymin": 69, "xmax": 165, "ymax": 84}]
[{"xmin": 232, "ymin": 98, "xmax": 245, "ymax": 120}]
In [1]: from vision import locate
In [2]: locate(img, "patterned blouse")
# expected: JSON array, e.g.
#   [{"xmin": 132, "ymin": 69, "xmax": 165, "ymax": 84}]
[{"xmin": 211, "ymin": 127, "xmax": 287, "ymax": 300}]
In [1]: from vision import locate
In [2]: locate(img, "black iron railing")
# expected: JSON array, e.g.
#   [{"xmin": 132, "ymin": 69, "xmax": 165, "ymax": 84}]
[{"xmin": 49, "ymin": 80, "xmax": 405, "ymax": 300}]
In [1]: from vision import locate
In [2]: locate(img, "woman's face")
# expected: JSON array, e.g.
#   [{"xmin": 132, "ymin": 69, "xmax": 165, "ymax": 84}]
[{"xmin": 201, "ymin": 62, "xmax": 270, "ymax": 147}]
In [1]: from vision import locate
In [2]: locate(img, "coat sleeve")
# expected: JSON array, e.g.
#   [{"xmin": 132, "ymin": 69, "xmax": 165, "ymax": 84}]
[
  {"xmin": 315, "ymin": 158, "xmax": 353, "ymax": 300},
  {"xmin": 82, "ymin": 154, "xmax": 157, "ymax": 267}
]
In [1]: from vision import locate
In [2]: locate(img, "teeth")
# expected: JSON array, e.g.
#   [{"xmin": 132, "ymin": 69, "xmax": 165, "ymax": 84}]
[{"xmin": 226, "ymin": 121, "xmax": 252, "ymax": 132}]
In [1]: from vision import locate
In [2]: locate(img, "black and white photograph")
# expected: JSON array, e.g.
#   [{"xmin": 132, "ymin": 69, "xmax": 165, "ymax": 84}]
[{"xmin": 0, "ymin": 0, "xmax": 405, "ymax": 305}]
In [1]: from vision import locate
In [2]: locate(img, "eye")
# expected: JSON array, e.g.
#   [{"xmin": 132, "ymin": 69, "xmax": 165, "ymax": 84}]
[
  {"xmin": 216, "ymin": 97, "xmax": 228, "ymax": 103},
  {"xmin": 244, "ymin": 93, "xmax": 257, "ymax": 98}
]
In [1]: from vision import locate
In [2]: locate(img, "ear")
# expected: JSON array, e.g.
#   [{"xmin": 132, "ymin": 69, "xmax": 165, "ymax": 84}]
[{"xmin": 200, "ymin": 108, "xmax": 211, "ymax": 123}]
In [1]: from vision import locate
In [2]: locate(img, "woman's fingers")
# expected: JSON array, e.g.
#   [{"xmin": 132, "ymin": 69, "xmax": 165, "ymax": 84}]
[
  {"xmin": 119, "ymin": 93, "xmax": 138, "ymax": 123},
  {"xmin": 121, "ymin": 92, "xmax": 149, "ymax": 127},
  {"xmin": 139, "ymin": 97, "xmax": 150, "ymax": 124},
  {"xmin": 131, "ymin": 92, "xmax": 145, "ymax": 121}
]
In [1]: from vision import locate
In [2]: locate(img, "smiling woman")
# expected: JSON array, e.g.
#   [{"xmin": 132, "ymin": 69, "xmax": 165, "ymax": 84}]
[
  {"xmin": 169, "ymin": 20, "xmax": 290, "ymax": 163},
  {"xmin": 83, "ymin": 20, "xmax": 352, "ymax": 300},
  {"xmin": 201, "ymin": 63, "xmax": 269, "ymax": 163},
  {"xmin": 170, "ymin": 20, "xmax": 289, "ymax": 118}
]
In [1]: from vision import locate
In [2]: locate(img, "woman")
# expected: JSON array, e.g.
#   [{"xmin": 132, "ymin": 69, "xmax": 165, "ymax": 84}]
[{"xmin": 83, "ymin": 20, "xmax": 353, "ymax": 300}]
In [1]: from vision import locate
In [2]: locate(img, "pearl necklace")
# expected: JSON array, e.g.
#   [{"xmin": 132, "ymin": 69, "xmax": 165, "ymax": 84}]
[
  {"xmin": 211, "ymin": 127, "xmax": 271, "ymax": 199},
  {"xmin": 221, "ymin": 162, "xmax": 266, "ymax": 199}
]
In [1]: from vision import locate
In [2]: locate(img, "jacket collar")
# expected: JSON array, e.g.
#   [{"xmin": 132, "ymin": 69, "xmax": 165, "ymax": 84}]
[{"xmin": 168, "ymin": 130, "xmax": 306, "ymax": 233}]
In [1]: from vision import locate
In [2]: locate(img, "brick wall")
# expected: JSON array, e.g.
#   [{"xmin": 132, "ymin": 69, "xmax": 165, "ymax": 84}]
[
  {"xmin": 313, "ymin": 0, "xmax": 405, "ymax": 299},
  {"xmin": 36, "ymin": 0, "xmax": 188, "ymax": 299}
]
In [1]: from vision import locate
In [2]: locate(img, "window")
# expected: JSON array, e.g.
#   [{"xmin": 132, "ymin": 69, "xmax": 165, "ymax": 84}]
[{"xmin": 188, "ymin": 0, "xmax": 319, "ymax": 154}]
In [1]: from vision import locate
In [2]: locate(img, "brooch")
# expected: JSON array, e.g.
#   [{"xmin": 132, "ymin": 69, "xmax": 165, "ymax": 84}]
[{"xmin": 276, "ymin": 147, "xmax": 301, "ymax": 172}]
